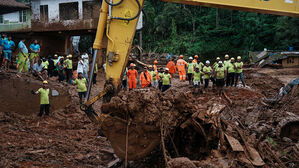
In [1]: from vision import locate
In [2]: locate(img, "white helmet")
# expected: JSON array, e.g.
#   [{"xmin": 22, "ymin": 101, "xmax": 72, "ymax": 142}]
[
  {"xmin": 218, "ymin": 61, "xmax": 223, "ymax": 64},
  {"xmin": 165, "ymin": 68, "xmax": 169, "ymax": 71},
  {"xmin": 189, "ymin": 57, "xmax": 193, "ymax": 60},
  {"xmin": 206, "ymin": 60, "xmax": 210, "ymax": 64}
]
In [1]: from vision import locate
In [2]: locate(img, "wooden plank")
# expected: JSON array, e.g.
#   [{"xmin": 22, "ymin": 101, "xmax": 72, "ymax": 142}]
[{"xmin": 225, "ymin": 134, "xmax": 244, "ymax": 152}]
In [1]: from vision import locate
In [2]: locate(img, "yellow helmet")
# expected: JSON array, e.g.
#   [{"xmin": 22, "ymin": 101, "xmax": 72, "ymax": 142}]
[
  {"xmin": 225, "ymin": 54, "xmax": 229, "ymax": 58},
  {"xmin": 237, "ymin": 56, "xmax": 241, "ymax": 60},
  {"xmin": 216, "ymin": 57, "xmax": 220, "ymax": 60},
  {"xmin": 43, "ymin": 80, "xmax": 48, "ymax": 84},
  {"xmin": 231, "ymin": 57, "xmax": 235, "ymax": 61},
  {"xmin": 67, "ymin": 54, "xmax": 72, "ymax": 58}
]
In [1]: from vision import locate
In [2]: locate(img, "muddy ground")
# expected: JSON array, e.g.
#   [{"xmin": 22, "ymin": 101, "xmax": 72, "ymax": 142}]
[{"xmin": 0, "ymin": 67, "xmax": 298, "ymax": 167}]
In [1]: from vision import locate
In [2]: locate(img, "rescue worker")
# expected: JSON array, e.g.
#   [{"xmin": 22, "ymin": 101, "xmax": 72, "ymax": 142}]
[
  {"xmin": 166, "ymin": 58, "xmax": 176, "ymax": 77},
  {"xmin": 223, "ymin": 54, "xmax": 230, "ymax": 68},
  {"xmin": 122, "ymin": 66, "xmax": 128, "ymax": 89},
  {"xmin": 234, "ymin": 56, "xmax": 246, "ymax": 87},
  {"xmin": 82, "ymin": 53, "xmax": 89, "ymax": 79},
  {"xmin": 32, "ymin": 59, "xmax": 47, "ymax": 81},
  {"xmin": 74, "ymin": 72, "xmax": 87, "ymax": 104},
  {"xmin": 32, "ymin": 80, "xmax": 50, "ymax": 117},
  {"xmin": 0, "ymin": 34, "xmax": 8, "ymax": 67},
  {"xmin": 29, "ymin": 40, "xmax": 40, "ymax": 71},
  {"xmin": 153, "ymin": 60, "xmax": 158, "ymax": 72},
  {"xmin": 187, "ymin": 57, "xmax": 195, "ymax": 85},
  {"xmin": 158, "ymin": 67, "xmax": 164, "ymax": 90},
  {"xmin": 202, "ymin": 60, "xmax": 215, "ymax": 89},
  {"xmin": 17, "ymin": 38, "xmax": 29, "ymax": 73},
  {"xmin": 214, "ymin": 61, "xmax": 226, "ymax": 95},
  {"xmin": 213, "ymin": 57, "xmax": 221, "ymax": 69},
  {"xmin": 127, "ymin": 63, "xmax": 137, "ymax": 90},
  {"xmin": 192, "ymin": 67, "xmax": 202, "ymax": 94},
  {"xmin": 77, "ymin": 56, "xmax": 84, "ymax": 75},
  {"xmin": 160, "ymin": 68, "xmax": 171, "ymax": 92},
  {"xmin": 3, "ymin": 36, "xmax": 15, "ymax": 71},
  {"xmin": 192, "ymin": 55, "xmax": 199, "ymax": 63},
  {"xmin": 150, "ymin": 66, "xmax": 159, "ymax": 88},
  {"xmin": 226, "ymin": 57, "xmax": 236, "ymax": 87},
  {"xmin": 176, "ymin": 55, "xmax": 188, "ymax": 81},
  {"xmin": 53, "ymin": 54, "xmax": 59, "ymax": 76},
  {"xmin": 140, "ymin": 66, "xmax": 152, "ymax": 88},
  {"xmin": 57, "ymin": 58, "xmax": 65, "ymax": 82},
  {"xmin": 64, "ymin": 54, "xmax": 73, "ymax": 84},
  {"xmin": 93, "ymin": 62, "xmax": 98, "ymax": 85}
]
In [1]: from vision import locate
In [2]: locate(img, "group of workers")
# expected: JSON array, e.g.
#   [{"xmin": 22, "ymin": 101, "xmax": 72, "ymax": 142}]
[{"xmin": 124, "ymin": 54, "xmax": 246, "ymax": 94}]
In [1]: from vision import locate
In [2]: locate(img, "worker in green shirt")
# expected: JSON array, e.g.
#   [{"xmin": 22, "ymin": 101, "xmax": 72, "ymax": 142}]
[
  {"xmin": 213, "ymin": 57, "xmax": 221, "ymax": 69},
  {"xmin": 187, "ymin": 57, "xmax": 195, "ymax": 85},
  {"xmin": 158, "ymin": 67, "xmax": 164, "ymax": 91},
  {"xmin": 160, "ymin": 68, "xmax": 171, "ymax": 92},
  {"xmin": 32, "ymin": 80, "xmax": 50, "ymax": 117},
  {"xmin": 226, "ymin": 57, "xmax": 236, "ymax": 87},
  {"xmin": 223, "ymin": 54, "xmax": 230, "ymax": 68},
  {"xmin": 192, "ymin": 67, "xmax": 202, "ymax": 94},
  {"xmin": 64, "ymin": 54, "xmax": 73, "ymax": 84},
  {"xmin": 202, "ymin": 60, "xmax": 215, "ymax": 89},
  {"xmin": 74, "ymin": 72, "xmax": 87, "ymax": 104},
  {"xmin": 214, "ymin": 61, "xmax": 226, "ymax": 95},
  {"xmin": 234, "ymin": 56, "xmax": 246, "ymax": 87}
]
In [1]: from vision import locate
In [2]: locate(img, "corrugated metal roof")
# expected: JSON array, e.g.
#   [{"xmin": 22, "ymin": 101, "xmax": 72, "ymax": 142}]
[{"xmin": 0, "ymin": 0, "xmax": 29, "ymax": 15}]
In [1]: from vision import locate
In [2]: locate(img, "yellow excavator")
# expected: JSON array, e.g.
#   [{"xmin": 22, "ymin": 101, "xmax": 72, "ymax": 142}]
[{"xmin": 81, "ymin": 0, "xmax": 299, "ymax": 161}]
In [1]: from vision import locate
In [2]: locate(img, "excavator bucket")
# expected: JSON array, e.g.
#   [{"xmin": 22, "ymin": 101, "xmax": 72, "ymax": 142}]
[{"xmin": 100, "ymin": 115, "xmax": 160, "ymax": 160}]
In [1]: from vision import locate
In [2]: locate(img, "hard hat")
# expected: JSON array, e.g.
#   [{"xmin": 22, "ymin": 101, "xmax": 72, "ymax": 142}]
[
  {"xmin": 225, "ymin": 54, "xmax": 229, "ymax": 58},
  {"xmin": 237, "ymin": 56, "xmax": 241, "ymax": 60},
  {"xmin": 43, "ymin": 80, "xmax": 48, "ymax": 84},
  {"xmin": 189, "ymin": 57, "xmax": 193, "ymax": 60},
  {"xmin": 54, "ymin": 54, "xmax": 58, "ymax": 57},
  {"xmin": 133, "ymin": 64, "xmax": 136, "ymax": 66},
  {"xmin": 216, "ymin": 57, "xmax": 220, "ymax": 60},
  {"xmin": 130, "ymin": 63, "xmax": 134, "ymax": 67},
  {"xmin": 231, "ymin": 57, "xmax": 235, "ymax": 61},
  {"xmin": 194, "ymin": 55, "xmax": 199, "ymax": 58},
  {"xmin": 179, "ymin": 55, "xmax": 184, "ymax": 58},
  {"xmin": 206, "ymin": 60, "xmax": 210, "ymax": 64},
  {"xmin": 67, "ymin": 54, "xmax": 72, "ymax": 58},
  {"xmin": 165, "ymin": 68, "xmax": 169, "ymax": 71},
  {"xmin": 218, "ymin": 61, "xmax": 223, "ymax": 64},
  {"xmin": 154, "ymin": 60, "xmax": 158, "ymax": 64}
]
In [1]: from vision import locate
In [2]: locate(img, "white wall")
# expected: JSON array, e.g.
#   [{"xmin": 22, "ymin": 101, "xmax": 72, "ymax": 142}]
[
  {"xmin": 31, "ymin": 0, "xmax": 93, "ymax": 22},
  {"xmin": 1, "ymin": 12, "xmax": 20, "ymax": 24}
]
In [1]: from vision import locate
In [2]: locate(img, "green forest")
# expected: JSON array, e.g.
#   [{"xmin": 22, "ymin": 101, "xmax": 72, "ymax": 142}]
[{"xmin": 139, "ymin": 0, "xmax": 299, "ymax": 60}]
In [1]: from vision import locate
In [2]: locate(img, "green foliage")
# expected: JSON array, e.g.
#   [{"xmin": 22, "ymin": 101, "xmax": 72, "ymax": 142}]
[
  {"xmin": 266, "ymin": 136, "xmax": 277, "ymax": 147},
  {"xmin": 141, "ymin": 1, "xmax": 299, "ymax": 61}
]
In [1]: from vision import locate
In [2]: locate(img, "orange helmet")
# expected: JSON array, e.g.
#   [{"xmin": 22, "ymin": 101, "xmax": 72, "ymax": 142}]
[
  {"xmin": 179, "ymin": 55, "xmax": 184, "ymax": 58},
  {"xmin": 130, "ymin": 63, "xmax": 134, "ymax": 67},
  {"xmin": 154, "ymin": 60, "xmax": 158, "ymax": 64},
  {"xmin": 194, "ymin": 55, "xmax": 198, "ymax": 58}
]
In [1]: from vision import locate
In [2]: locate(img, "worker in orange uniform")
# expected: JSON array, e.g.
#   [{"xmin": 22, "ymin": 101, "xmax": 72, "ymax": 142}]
[
  {"xmin": 192, "ymin": 55, "xmax": 199, "ymax": 63},
  {"xmin": 153, "ymin": 60, "xmax": 158, "ymax": 72},
  {"xmin": 127, "ymin": 63, "xmax": 138, "ymax": 90},
  {"xmin": 140, "ymin": 66, "xmax": 152, "ymax": 88},
  {"xmin": 166, "ymin": 58, "xmax": 176, "ymax": 77},
  {"xmin": 176, "ymin": 55, "xmax": 188, "ymax": 81}
]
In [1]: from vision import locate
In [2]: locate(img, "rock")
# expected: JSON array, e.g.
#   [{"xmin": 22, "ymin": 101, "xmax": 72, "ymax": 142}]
[
  {"xmin": 168, "ymin": 157, "xmax": 197, "ymax": 168},
  {"xmin": 75, "ymin": 153, "xmax": 84, "ymax": 160},
  {"xmin": 282, "ymin": 137, "xmax": 293, "ymax": 143}
]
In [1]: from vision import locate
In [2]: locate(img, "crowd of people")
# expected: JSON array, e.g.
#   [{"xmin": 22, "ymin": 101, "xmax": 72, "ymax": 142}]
[{"xmin": 123, "ymin": 54, "xmax": 246, "ymax": 94}]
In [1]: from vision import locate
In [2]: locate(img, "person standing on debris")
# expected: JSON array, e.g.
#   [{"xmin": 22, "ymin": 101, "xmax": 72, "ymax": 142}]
[
  {"xmin": 82, "ymin": 53, "xmax": 89, "ymax": 79},
  {"xmin": 176, "ymin": 55, "xmax": 188, "ymax": 81},
  {"xmin": 0, "ymin": 34, "xmax": 8, "ymax": 68},
  {"xmin": 192, "ymin": 55, "xmax": 198, "ymax": 63},
  {"xmin": 29, "ymin": 40, "xmax": 40, "ymax": 71},
  {"xmin": 17, "ymin": 38, "xmax": 29, "ymax": 73},
  {"xmin": 187, "ymin": 57, "xmax": 195, "ymax": 85},
  {"xmin": 3, "ymin": 36, "xmax": 15, "ymax": 71},
  {"xmin": 226, "ymin": 57, "xmax": 236, "ymax": 87},
  {"xmin": 153, "ymin": 60, "xmax": 158, "ymax": 72},
  {"xmin": 74, "ymin": 72, "xmax": 87, "ymax": 104},
  {"xmin": 192, "ymin": 67, "xmax": 202, "ymax": 94},
  {"xmin": 166, "ymin": 58, "xmax": 176, "ymax": 77},
  {"xmin": 215, "ymin": 61, "xmax": 226, "ymax": 95},
  {"xmin": 57, "ymin": 58, "xmax": 65, "ymax": 82},
  {"xmin": 53, "ymin": 54, "xmax": 59, "ymax": 76},
  {"xmin": 158, "ymin": 67, "xmax": 164, "ymax": 90},
  {"xmin": 77, "ymin": 56, "xmax": 84, "ymax": 75},
  {"xmin": 32, "ymin": 80, "xmax": 50, "ymax": 117},
  {"xmin": 160, "ymin": 68, "xmax": 172, "ymax": 92},
  {"xmin": 213, "ymin": 57, "xmax": 221, "ymax": 69},
  {"xmin": 234, "ymin": 56, "xmax": 246, "ymax": 87},
  {"xmin": 223, "ymin": 54, "xmax": 230, "ymax": 68},
  {"xmin": 64, "ymin": 54, "xmax": 73, "ymax": 84},
  {"xmin": 127, "ymin": 63, "xmax": 138, "ymax": 90},
  {"xmin": 203, "ymin": 60, "xmax": 215, "ymax": 89},
  {"xmin": 150, "ymin": 66, "xmax": 159, "ymax": 88},
  {"xmin": 140, "ymin": 66, "xmax": 152, "ymax": 88}
]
